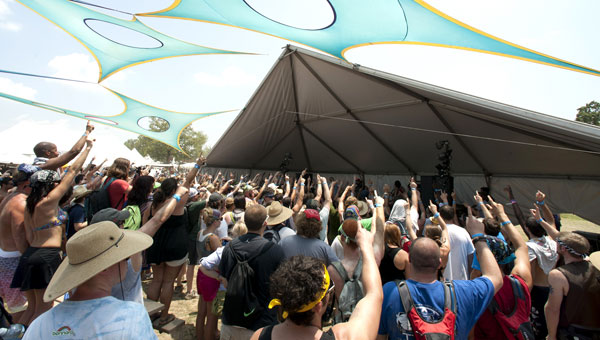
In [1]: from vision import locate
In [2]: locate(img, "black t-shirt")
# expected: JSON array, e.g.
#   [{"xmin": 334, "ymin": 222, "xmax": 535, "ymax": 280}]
[
  {"xmin": 379, "ymin": 244, "xmax": 406, "ymax": 285},
  {"xmin": 66, "ymin": 204, "xmax": 85, "ymax": 240},
  {"xmin": 219, "ymin": 233, "xmax": 284, "ymax": 330}
]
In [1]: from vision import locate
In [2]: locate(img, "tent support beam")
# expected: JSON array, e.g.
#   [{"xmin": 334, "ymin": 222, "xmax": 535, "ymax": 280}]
[
  {"xmin": 427, "ymin": 102, "xmax": 491, "ymax": 176},
  {"xmin": 252, "ymin": 126, "xmax": 297, "ymax": 168},
  {"xmin": 295, "ymin": 53, "xmax": 416, "ymax": 174},
  {"xmin": 301, "ymin": 125, "xmax": 364, "ymax": 173},
  {"xmin": 290, "ymin": 54, "xmax": 313, "ymax": 171}
]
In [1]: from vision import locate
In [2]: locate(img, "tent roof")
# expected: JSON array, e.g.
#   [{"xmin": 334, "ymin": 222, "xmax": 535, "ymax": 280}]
[{"xmin": 208, "ymin": 45, "xmax": 600, "ymax": 178}]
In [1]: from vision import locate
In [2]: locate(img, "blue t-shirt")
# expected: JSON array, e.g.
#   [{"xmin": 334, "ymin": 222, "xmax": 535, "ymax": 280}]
[
  {"xmin": 66, "ymin": 204, "xmax": 85, "ymax": 240},
  {"xmin": 378, "ymin": 278, "xmax": 494, "ymax": 340}
]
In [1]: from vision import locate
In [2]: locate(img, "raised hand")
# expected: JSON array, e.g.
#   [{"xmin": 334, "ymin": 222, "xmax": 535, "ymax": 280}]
[
  {"xmin": 535, "ymin": 190, "xmax": 546, "ymax": 203},
  {"xmin": 85, "ymin": 120, "xmax": 95, "ymax": 134},
  {"xmin": 474, "ymin": 191, "xmax": 483, "ymax": 203},
  {"xmin": 428, "ymin": 200, "xmax": 438, "ymax": 215}
]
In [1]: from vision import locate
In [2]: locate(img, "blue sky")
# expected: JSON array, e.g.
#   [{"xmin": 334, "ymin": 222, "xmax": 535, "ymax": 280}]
[{"xmin": 0, "ymin": 0, "xmax": 599, "ymax": 162}]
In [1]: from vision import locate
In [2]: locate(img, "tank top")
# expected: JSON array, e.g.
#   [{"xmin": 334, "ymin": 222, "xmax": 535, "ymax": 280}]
[
  {"xmin": 557, "ymin": 261, "xmax": 600, "ymax": 328},
  {"xmin": 146, "ymin": 212, "xmax": 188, "ymax": 264},
  {"xmin": 379, "ymin": 245, "xmax": 406, "ymax": 284}
]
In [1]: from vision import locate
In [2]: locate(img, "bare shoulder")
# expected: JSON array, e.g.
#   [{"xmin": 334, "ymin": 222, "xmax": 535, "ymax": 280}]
[{"xmin": 548, "ymin": 268, "xmax": 569, "ymax": 295}]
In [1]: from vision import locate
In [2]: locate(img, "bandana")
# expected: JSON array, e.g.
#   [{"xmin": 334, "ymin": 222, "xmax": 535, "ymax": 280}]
[
  {"xmin": 269, "ymin": 264, "xmax": 330, "ymax": 319},
  {"xmin": 344, "ymin": 205, "xmax": 360, "ymax": 220},
  {"xmin": 304, "ymin": 209, "xmax": 320, "ymax": 221},
  {"xmin": 18, "ymin": 163, "xmax": 40, "ymax": 176},
  {"xmin": 473, "ymin": 235, "xmax": 516, "ymax": 265},
  {"xmin": 30, "ymin": 170, "xmax": 60, "ymax": 187},
  {"xmin": 557, "ymin": 238, "xmax": 586, "ymax": 258}
]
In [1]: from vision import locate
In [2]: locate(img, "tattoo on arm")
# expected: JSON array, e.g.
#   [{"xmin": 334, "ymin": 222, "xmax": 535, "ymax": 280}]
[{"xmin": 548, "ymin": 284, "xmax": 554, "ymax": 295}]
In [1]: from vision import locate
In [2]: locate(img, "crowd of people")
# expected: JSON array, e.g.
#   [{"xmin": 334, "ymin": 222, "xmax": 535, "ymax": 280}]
[{"xmin": 0, "ymin": 120, "xmax": 599, "ymax": 340}]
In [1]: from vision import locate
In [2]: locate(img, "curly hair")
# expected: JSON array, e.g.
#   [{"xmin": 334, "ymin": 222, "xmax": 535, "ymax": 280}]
[
  {"xmin": 384, "ymin": 222, "xmax": 402, "ymax": 247},
  {"xmin": 127, "ymin": 175, "xmax": 154, "ymax": 206},
  {"xmin": 106, "ymin": 158, "xmax": 130, "ymax": 180},
  {"xmin": 269, "ymin": 255, "xmax": 326, "ymax": 326},
  {"xmin": 295, "ymin": 211, "xmax": 322, "ymax": 239}
]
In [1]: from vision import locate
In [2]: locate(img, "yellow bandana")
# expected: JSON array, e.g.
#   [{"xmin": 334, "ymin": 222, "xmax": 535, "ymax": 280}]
[{"xmin": 268, "ymin": 264, "xmax": 330, "ymax": 319}]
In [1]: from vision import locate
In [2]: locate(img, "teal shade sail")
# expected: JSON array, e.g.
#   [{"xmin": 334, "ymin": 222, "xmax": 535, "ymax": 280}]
[
  {"xmin": 139, "ymin": 0, "xmax": 600, "ymax": 76},
  {"xmin": 0, "ymin": 89, "xmax": 231, "ymax": 154},
  {"xmin": 17, "ymin": 0, "xmax": 248, "ymax": 82}
]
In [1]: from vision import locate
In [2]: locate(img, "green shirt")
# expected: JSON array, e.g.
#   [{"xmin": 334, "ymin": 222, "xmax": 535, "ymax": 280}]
[{"xmin": 186, "ymin": 200, "xmax": 206, "ymax": 240}]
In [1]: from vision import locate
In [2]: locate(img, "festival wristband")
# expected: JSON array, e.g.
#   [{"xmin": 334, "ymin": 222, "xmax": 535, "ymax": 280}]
[
  {"xmin": 300, "ymin": 183, "xmax": 305, "ymax": 186},
  {"xmin": 471, "ymin": 233, "xmax": 484, "ymax": 238},
  {"xmin": 82, "ymin": 133, "xmax": 88, "ymax": 137},
  {"xmin": 477, "ymin": 202, "xmax": 484, "ymax": 206},
  {"xmin": 433, "ymin": 212, "xmax": 440, "ymax": 218},
  {"xmin": 410, "ymin": 188, "xmax": 416, "ymax": 191},
  {"xmin": 375, "ymin": 203, "xmax": 382, "ymax": 207},
  {"xmin": 293, "ymin": 186, "xmax": 297, "ymax": 190},
  {"xmin": 500, "ymin": 220, "xmax": 511, "ymax": 226},
  {"xmin": 172, "ymin": 194, "xmax": 181, "ymax": 202},
  {"xmin": 194, "ymin": 164, "xmax": 200, "ymax": 169},
  {"xmin": 439, "ymin": 202, "xmax": 448, "ymax": 206},
  {"xmin": 536, "ymin": 200, "xmax": 545, "ymax": 205},
  {"xmin": 537, "ymin": 218, "xmax": 543, "ymax": 223}
]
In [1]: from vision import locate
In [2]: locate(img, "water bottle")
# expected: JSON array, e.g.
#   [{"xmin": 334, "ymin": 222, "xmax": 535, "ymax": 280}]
[{"xmin": 0, "ymin": 324, "xmax": 26, "ymax": 339}]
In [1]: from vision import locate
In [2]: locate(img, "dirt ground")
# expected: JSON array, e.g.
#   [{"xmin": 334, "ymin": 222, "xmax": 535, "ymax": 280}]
[{"xmin": 150, "ymin": 213, "xmax": 599, "ymax": 340}]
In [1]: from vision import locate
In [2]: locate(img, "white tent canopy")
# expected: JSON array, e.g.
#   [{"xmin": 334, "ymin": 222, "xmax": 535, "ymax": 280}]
[{"xmin": 207, "ymin": 46, "xmax": 600, "ymax": 225}]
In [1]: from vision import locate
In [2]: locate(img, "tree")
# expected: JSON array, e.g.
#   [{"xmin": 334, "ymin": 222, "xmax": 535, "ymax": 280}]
[
  {"xmin": 575, "ymin": 100, "xmax": 600, "ymax": 126},
  {"xmin": 124, "ymin": 117, "xmax": 209, "ymax": 163}
]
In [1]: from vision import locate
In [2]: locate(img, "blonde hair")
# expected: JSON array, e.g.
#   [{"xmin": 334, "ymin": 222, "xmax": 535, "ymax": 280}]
[{"xmin": 231, "ymin": 221, "xmax": 248, "ymax": 238}]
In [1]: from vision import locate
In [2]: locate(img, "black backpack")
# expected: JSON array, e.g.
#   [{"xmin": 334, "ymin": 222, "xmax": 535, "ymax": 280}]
[
  {"xmin": 263, "ymin": 225, "xmax": 283, "ymax": 244},
  {"xmin": 223, "ymin": 240, "xmax": 274, "ymax": 328},
  {"xmin": 84, "ymin": 177, "xmax": 121, "ymax": 221}
]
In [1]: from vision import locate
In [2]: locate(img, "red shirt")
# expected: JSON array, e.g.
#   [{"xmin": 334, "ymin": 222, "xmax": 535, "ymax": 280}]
[{"xmin": 107, "ymin": 178, "xmax": 129, "ymax": 210}]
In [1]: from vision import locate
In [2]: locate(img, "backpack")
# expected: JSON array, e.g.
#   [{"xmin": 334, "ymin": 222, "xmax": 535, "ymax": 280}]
[
  {"xmin": 396, "ymin": 280, "xmax": 457, "ymax": 340},
  {"xmin": 223, "ymin": 240, "xmax": 274, "ymax": 328},
  {"xmin": 122, "ymin": 205, "xmax": 141, "ymax": 230},
  {"xmin": 331, "ymin": 257, "xmax": 364, "ymax": 324},
  {"xmin": 487, "ymin": 276, "xmax": 535, "ymax": 340},
  {"xmin": 84, "ymin": 178, "xmax": 122, "ymax": 222},
  {"xmin": 263, "ymin": 225, "xmax": 282, "ymax": 244}
]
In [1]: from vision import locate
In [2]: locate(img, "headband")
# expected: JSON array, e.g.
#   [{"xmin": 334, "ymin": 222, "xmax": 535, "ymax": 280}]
[
  {"xmin": 557, "ymin": 239, "xmax": 586, "ymax": 258},
  {"xmin": 269, "ymin": 264, "xmax": 330, "ymax": 319}
]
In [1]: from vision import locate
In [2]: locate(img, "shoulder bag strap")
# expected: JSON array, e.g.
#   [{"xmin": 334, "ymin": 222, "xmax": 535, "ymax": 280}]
[
  {"xmin": 331, "ymin": 261, "xmax": 349, "ymax": 282},
  {"xmin": 396, "ymin": 280, "xmax": 414, "ymax": 315}
]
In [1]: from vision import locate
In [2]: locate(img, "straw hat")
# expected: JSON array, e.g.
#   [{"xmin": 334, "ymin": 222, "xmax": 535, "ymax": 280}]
[
  {"xmin": 356, "ymin": 201, "xmax": 369, "ymax": 216},
  {"xmin": 70, "ymin": 185, "xmax": 92, "ymax": 204},
  {"xmin": 590, "ymin": 251, "xmax": 600, "ymax": 271},
  {"xmin": 44, "ymin": 221, "xmax": 152, "ymax": 302},
  {"xmin": 266, "ymin": 201, "xmax": 293, "ymax": 226}
]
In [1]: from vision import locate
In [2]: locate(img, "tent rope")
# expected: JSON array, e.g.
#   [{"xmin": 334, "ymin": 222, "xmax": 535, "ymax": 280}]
[
  {"xmin": 69, "ymin": 0, "xmax": 134, "ymax": 16},
  {"xmin": 0, "ymin": 69, "xmax": 98, "ymax": 85},
  {"xmin": 286, "ymin": 110, "xmax": 600, "ymax": 156}
]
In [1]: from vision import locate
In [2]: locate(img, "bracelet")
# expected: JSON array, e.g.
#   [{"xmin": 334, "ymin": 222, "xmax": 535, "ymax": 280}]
[
  {"xmin": 410, "ymin": 188, "xmax": 416, "ymax": 191},
  {"xmin": 472, "ymin": 236, "xmax": 489, "ymax": 244},
  {"xmin": 471, "ymin": 233, "xmax": 484, "ymax": 238},
  {"xmin": 172, "ymin": 194, "xmax": 181, "ymax": 202},
  {"xmin": 293, "ymin": 186, "xmax": 297, "ymax": 190},
  {"xmin": 477, "ymin": 202, "xmax": 484, "ymax": 206},
  {"xmin": 433, "ymin": 212, "xmax": 440, "ymax": 218},
  {"xmin": 439, "ymin": 202, "xmax": 448, "ymax": 206},
  {"xmin": 300, "ymin": 183, "xmax": 305, "ymax": 186},
  {"xmin": 510, "ymin": 199, "xmax": 517, "ymax": 204},
  {"xmin": 536, "ymin": 200, "xmax": 545, "ymax": 205},
  {"xmin": 537, "ymin": 218, "xmax": 543, "ymax": 223},
  {"xmin": 82, "ymin": 133, "xmax": 88, "ymax": 137},
  {"xmin": 375, "ymin": 203, "xmax": 382, "ymax": 207},
  {"xmin": 194, "ymin": 164, "xmax": 200, "ymax": 169},
  {"xmin": 500, "ymin": 220, "xmax": 511, "ymax": 226}
]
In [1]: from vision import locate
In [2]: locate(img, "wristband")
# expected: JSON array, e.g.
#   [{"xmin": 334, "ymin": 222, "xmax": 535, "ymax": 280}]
[
  {"xmin": 536, "ymin": 200, "xmax": 545, "ymax": 205},
  {"xmin": 293, "ymin": 186, "xmax": 297, "ymax": 190},
  {"xmin": 433, "ymin": 212, "xmax": 440, "ymax": 218},
  {"xmin": 439, "ymin": 202, "xmax": 448, "ymax": 206},
  {"xmin": 194, "ymin": 164, "xmax": 200, "ymax": 169},
  {"xmin": 451, "ymin": 201, "xmax": 455, "ymax": 206},
  {"xmin": 82, "ymin": 133, "xmax": 88, "ymax": 137},
  {"xmin": 172, "ymin": 194, "xmax": 181, "ymax": 202},
  {"xmin": 510, "ymin": 199, "xmax": 517, "ymax": 204},
  {"xmin": 300, "ymin": 183, "xmax": 305, "ymax": 186},
  {"xmin": 410, "ymin": 188, "xmax": 416, "ymax": 191},
  {"xmin": 64, "ymin": 169, "xmax": 68, "ymax": 173},
  {"xmin": 537, "ymin": 218, "xmax": 543, "ymax": 223},
  {"xmin": 472, "ymin": 236, "xmax": 489, "ymax": 244},
  {"xmin": 375, "ymin": 203, "xmax": 382, "ymax": 207},
  {"xmin": 500, "ymin": 220, "xmax": 511, "ymax": 226},
  {"xmin": 434, "ymin": 189, "xmax": 441, "ymax": 192},
  {"xmin": 477, "ymin": 202, "xmax": 484, "ymax": 206},
  {"xmin": 286, "ymin": 181, "xmax": 290, "ymax": 184},
  {"xmin": 471, "ymin": 233, "xmax": 484, "ymax": 238}
]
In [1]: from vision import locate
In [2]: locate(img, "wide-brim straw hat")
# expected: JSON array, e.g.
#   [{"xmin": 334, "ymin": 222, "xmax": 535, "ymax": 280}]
[
  {"xmin": 266, "ymin": 201, "xmax": 293, "ymax": 226},
  {"xmin": 44, "ymin": 221, "xmax": 152, "ymax": 302},
  {"xmin": 590, "ymin": 251, "xmax": 600, "ymax": 271},
  {"xmin": 356, "ymin": 201, "xmax": 369, "ymax": 216},
  {"xmin": 70, "ymin": 185, "xmax": 93, "ymax": 204}
]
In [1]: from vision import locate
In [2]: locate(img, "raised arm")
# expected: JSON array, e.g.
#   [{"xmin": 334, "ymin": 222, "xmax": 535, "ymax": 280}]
[
  {"xmin": 321, "ymin": 175, "xmax": 332, "ymax": 211},
  {"xmin": 404, "ymin": 201, "xmax": 418, "ymax": 242},
  {"xmin": 429, "ymin": 200, "xmax": 450, "ymax": 255},
  {"xmin": 531, "ymin": 204, "xmax": 559, "ymax": 240},
  {"xmin": 489, "ymin": 197, "xmax": 532, "ymax": 290},
  {"xmin": 338, "ymin": 185, "xmax": 351, "ymax": 221},
  {"xmin": 333, "ymin": 226, "xmax": 383, "ymax": 340},
  {"xmin": 474, "ymin": 191, "xmax": 493, "ymax": 219},
  {"xmin": 44, "ymin": 139, "xmax": 93, "ymax": 204},
  {"xmin": 291, "ymin": 176, "xmax": 305, "ymax": 214},
  {"xmin": 183, "ymin": 156, "xmax": 205, "ymax": 188},
  {"xmin": 466, "ymin": 206, "xmax": 504, "ymax": 294},
  {"xmin": 535, "ymin": 190, "xmax": 556, "ymax": 227},
  {"xmin": 283, "ymin": 174, "xmax": 291, "ymax": 198},
  {"xmin": 504, "ymin": 185, "xmax": 527, "ymax": 231},
  {"xmin": 372, "ymin": 195, "xmax": 385, "ymax": 265},
  {"xmin": 40, "ymin": 121, "xmax": 94, "ymax": 170},
  {"xmin": 139, "ymin": 186, "xmax": 188, "ymax": 237},
  {"xmin": 314, "ymin": 174, "xmax": 323, "ymax": 202}
]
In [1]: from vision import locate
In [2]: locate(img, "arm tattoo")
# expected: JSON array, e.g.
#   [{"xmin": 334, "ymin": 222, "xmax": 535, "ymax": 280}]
[{"xmin": 548, "ymin": 284, "xmax": 554, "ymax": 295}]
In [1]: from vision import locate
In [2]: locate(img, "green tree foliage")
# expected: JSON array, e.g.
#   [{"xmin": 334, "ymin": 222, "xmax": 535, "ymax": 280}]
[
  {"xmin": 124, "ymin": 117, "xmax": 209, "ymax": 163},
  {"xmin": 575, "ymin": 100, "xmax": 600, "ymax": 126}
]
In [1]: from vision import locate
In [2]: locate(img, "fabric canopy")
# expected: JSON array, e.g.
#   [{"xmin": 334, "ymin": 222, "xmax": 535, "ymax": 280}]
[{"xmin": 207, "ymin": 45, "xmax": 600, "ymax": 225}]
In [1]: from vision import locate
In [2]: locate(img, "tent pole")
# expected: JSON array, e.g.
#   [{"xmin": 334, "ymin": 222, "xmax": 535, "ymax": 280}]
[{"xmin": 290, "ymin": 53, "xmax": 313, "ymax": 172}]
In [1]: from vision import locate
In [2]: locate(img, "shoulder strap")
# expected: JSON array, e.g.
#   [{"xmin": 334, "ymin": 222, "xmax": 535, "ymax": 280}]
[
  {"xmin": 396, "ymin": 280, "xmax": 414, "ymax": 315},
  {"xmin": 230, "ymin": 239, "xmax": 274, "ymax": 264},
  {"xmin": 442, "ymin": 280, "xmax": 457, "ymax": 313},
  {"xmin": 321, "ymin": 328, "xmax": 336, "ymax": 340},
  {"xmin": 352, "ymin": 255, "xmax": 363, "ymax": 280},
  {"xmin": 258, "ymin": 325, "xmax": 274, "ymax": 340},
  {"xmin": 102, "ymin": 177, "xmax": 116, "ymax": 190},
  {"xmin": 331, "ymin": 261, "xmax": 349, "ymax": 282}
]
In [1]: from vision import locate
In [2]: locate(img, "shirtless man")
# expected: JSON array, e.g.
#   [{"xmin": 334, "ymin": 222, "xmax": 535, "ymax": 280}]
[
  {"xmin": 0, "ymin": 164, "xmax": 38, "ymax": 321},
  {"xmin": 0, "ymin": 173, "xmax": 15, "ymax": 205},
  {"xmin": 32, "ymin": 121, "xmax": 94, "ymax": 171}
]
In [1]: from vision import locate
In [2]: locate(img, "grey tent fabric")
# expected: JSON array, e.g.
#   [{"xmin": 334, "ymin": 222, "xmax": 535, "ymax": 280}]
[{"xmin": 207, "ymin": 45, "xmax": 600, "ymax": 225}]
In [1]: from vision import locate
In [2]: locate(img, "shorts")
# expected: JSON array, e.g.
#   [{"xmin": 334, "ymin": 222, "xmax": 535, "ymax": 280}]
[
  {"xmin": 197, "ymin": 270, "xmax": 219, "ymax": 302},
  {"xmin": 0, "ymin": 252, "xmax": 26, "ymax": 309},
  {"xmin": 165, "ymin": 254, "xmax": 188, "ymax": 267},
  {"xmin": 11, "ymin": 247, "xmax": 62, "ymax": 291},
  {"xmin": 211, "ymin": 290, "xmax": 226, "ymax": 316},
  {"xmin": 220, "ymin": 324, "xmax": 254, "ymax": 340},
  {"xmin": 187, "ymin": 239, "xmax": 200, "ymax": 265}
]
